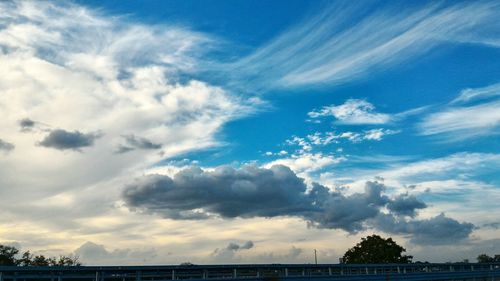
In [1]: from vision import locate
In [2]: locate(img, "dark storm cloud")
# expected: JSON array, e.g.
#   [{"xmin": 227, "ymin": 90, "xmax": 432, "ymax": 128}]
[
  {"xmin": 19, "ymin": 118, "xmax": 36, "ymax": 131},
  {"xmin": 38, "ymin": 129, "xmax": 101, "ymax": 151},
  {"xmin": 115, "ymin": 134, "xmax": 162, "ymax": 154},
  {"xmin": 305, "ymin": 181, "xmax": 389, "ymax": 232},
  {"xmin": 387, "ymin": 194, "xmax": 427, "ymax": 217},
  {"xmin": 0, "ymin": 138, "xmax": 15, "ymax": 152},
  {"xmin": 123, "ymin": 165, "xmax": 313, "ymax": 220},
  {"xmin": 122, "ymin": 165, "xmax": 475, "ymax": 243},
  {"xmin": 373, "ymin": 213, "xmax": 474, "ymax": 245}
]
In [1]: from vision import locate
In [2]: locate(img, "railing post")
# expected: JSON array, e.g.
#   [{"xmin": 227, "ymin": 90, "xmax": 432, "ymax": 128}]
[
  {"xmin": 136, "ymin": 270, "xmax": 142, "ymax": 281},
  {"xmin": 95, "ymin": 272, "xmax": 99, "ymax": 281},
  {"xmin": 365, "ymin": 267, "xmax": 369, "ymax": 274},
  {"xmin": 233, "ymin": 269, "xmax": 237, "ymax": 278},
  {"xmin": 328, "ymin": 267, "xmax": 332, "ymax": 276},
  {"xmin": 172, "ymin": 269, "xmax": 175, "ymax": 280},
  {"xmin": 285, "ymin": 268, "xmax": 289, "ymax": 277},
  {"xmin": 0, "ymin": 272, "xmax": 3, "ymax": 281},
  {"xmin": 397, "ymin": 266, "xmax": 400, "ymax": 274}
]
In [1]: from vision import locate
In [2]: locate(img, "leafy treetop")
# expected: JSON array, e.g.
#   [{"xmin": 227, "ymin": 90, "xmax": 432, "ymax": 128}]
[{"xmin": 342, "ymin": 234, "xmax": 413, "ymax": 264}]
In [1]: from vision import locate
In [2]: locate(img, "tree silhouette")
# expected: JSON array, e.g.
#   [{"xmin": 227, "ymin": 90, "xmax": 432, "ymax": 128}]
[
  {"xmin": 342, "ymin": 234, "xmax": 413, "ymax": 264},
  {"xmin": 0, "ymin": 245, "xmax": 80, "ymax": 266},
  {"xmin": 477, "ymin": 254, "xmax": 499, "ymax": 263},
  {"xmin": 0, "ymin": 245, "xmax": 19, "ymax": 266}
]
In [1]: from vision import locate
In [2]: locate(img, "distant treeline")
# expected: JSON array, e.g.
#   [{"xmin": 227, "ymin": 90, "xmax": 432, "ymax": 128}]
[
  {"xmin": 0, "ymin": 245, "xmax": 80, "ymax": 266},
  {"xmin": 477, "ymin": 254, "xmax": 500, "ymax": 263}
]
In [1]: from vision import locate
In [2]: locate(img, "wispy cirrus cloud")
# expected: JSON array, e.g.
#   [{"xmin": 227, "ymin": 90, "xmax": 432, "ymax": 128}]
[
  {"xmin": 451, "ymin": 82, "xmax": 500, "ymax": 104},
  {"xmin": 225, "ymin": 1, "xmax": 500, "ymax": 90},
  {"xmin": 419, "ymin": 83, "xmax": 500, "ymax": 140}
]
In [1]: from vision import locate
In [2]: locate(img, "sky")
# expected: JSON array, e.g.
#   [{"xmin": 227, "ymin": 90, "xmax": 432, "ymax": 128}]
[{"xmin": 0, "ymin": 0, "xmax": 499, "ymax": 265}]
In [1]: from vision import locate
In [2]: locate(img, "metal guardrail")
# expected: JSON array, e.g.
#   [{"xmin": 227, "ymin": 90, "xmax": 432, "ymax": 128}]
[{"xmin": 0, "ymin": 263, "xmax": 499, "ymax": 281}]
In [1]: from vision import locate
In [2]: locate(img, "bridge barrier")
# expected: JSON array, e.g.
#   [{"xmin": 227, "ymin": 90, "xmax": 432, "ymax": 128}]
[{"xmin": 1, "ymin": 263, "xmax": 500, "ymax": 281}]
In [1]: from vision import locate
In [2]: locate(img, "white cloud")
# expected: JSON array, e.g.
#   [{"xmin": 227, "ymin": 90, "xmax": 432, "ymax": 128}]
[
  {"xmin": 452, "ymin": 82, "xmax": 500, "ymax": 104},
  {"xmin": 308, "ymin": 99, "xmax": 391, "ymax": 125},
  {"xmin": 363, "ymin": 128, "xmax": 400, "ymax": 141},
  {"xmin": 0, "ymin": 0, "xmax": 257, "ymax": 258},
  {"xmin": 375, "ymin": 152, "xmax": 500, "ymax": 182},
  {"xmin": 420, "ymin": 102, "xmax": 500, "ymax": 139},
  {"xmin": 307, "ymin": 132, "xmax": 339, "ymax": 146},
  {"xmin": 226, "ymin": 1, "xmax": 500, "ymax": 89},
  {"xmin": 419, "ymin": 83, "xmax": 500, "ymax": 140},
  {"xmin": 264, "ymin": 153, "xmax": 345, "ymax": 176},
  {"xmin": 263, "ymin": 150, "xmax": 289, "ymax": 157},
  {"xmin": 288, "ymin": 129, "xmax": 398, "ymax": 150}
]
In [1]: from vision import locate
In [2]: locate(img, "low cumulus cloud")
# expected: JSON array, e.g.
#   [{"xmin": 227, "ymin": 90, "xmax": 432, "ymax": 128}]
[
  {"xmin": 373, "ymin": 213, "xmax": 474, "ymax": 245},
  {"xmin": 115, "ymin": 134, "xmax": 162, "ymax": 154},
  {"xmin": 38, "ymin": 129, "xmax": 101, "ymax": 151},
  {"xmin": 0, "ymin": 138, "xmax": 15, "ymax": 152},
  {"xmin": 122, "ymin": 165, "xmax": 473, "ymax": 244},
  {"xmin": 74, "ymin": 241, "xmax": 157, "ymax": 265},
  {"xmin": 211, "ymin": 241, "xmax": 255, "ymax": 262}
]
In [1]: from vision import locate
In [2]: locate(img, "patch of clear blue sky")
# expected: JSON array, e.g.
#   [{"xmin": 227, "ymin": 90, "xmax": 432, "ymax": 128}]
[{"xmin": 79, "ymin": 0, "xmax": 500, "ymax": 171}]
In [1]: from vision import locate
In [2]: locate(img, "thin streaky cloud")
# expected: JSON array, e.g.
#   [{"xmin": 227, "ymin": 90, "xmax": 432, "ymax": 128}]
[
  {"xmin": 451, "ymin": 82, "xmax": 500, "ymax": 104},
  {"xmin": 419, "ymin": 83, "xmax": 500, "ymax": 141},
  {"xmin": 224, "ymin": 1, "xmax": 500, "ymax": 90},
  {"xmin": 419, "ymin": 101, "xmax": 500, "ymax": 139}
]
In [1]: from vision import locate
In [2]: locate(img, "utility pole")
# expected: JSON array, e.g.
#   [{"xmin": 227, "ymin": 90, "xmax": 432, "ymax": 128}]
[{"xmin": 314, "ymin": 249, "xmax": 318, "ymax": 265}]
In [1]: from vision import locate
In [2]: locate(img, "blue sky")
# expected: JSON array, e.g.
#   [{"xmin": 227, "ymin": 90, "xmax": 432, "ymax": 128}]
[{"xmin": 0, "ymin": 0, "xmax": 499, "ymax": 265}]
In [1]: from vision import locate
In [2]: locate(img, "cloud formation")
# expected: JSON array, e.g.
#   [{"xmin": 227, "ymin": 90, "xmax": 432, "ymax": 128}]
[
  {"xmin": 452, "ymin": 83, "xmax": 500, "ymax": 104},
  {"xmin": 226, "ymin": 241, "xmax": 254, "ymax": 251},
  {"xmin": 19, "ymin": 118, "xmax": 36, "ymax": 132},
  {"xmin": 0, "ymin": 138, "xmax": 15, "ymax": 152},
  {"xmin": 123, "ymin": 164, "xmax": 472, "ymax": 244},
  {"xmin": 115, "ymin": 134, "xmax": 162, "ymax": 154},
  {"xmin": 74, "ymin": 241, "xmax": 157, "ymax": 265},
  {"xmin": 308, "ymin": 99, "xmax": 391, "ymax": 125},
  {"xmin": 387, "ymin": 194, "xmax": 427, "ymax": 217},
  {"xmin": 419, "ymin": 82, "xmax": 500, "ymax": 140},
  {"xmin": 227, "ymin": 1, "xmax": 500, "ymax": 89},
  {"xmin": 0, "ymin": 0, "xmax": 257, "ymax": 262},
  {"xmin": 374, "ymin": 213, "xmax": 474, "ymax": 245},
  {"xmin": 38, "ymin": 129, "xmax": 101, "ymax": 151}
]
